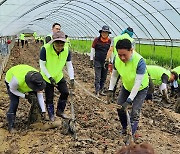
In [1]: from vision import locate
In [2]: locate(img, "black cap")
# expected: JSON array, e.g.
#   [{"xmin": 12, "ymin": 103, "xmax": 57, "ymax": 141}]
[{"xmin": 25, "ymin": 71, "xmax": 46, "ymax": 92}]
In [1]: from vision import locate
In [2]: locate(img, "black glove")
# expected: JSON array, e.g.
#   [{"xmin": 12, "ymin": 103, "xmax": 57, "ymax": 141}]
[
  {"xmin": 107, "ymin": 90, "xmax": 114, "ymax": 104},
  {"xmin": 70, "ymin": 79, "xmax": 75, "ymax": 89},
  {"xmin": 104, "ymin": 60, "xmax": 109, "ymax": 69},
  {"xmin": 90, "ymin": 60, "xmax": 93, "ymax": 68},
  {"xmin": 49, "ymin": 77, "xmax": 57, "ymax": 87},
  {"xmin": 122, "ymin": 98, "xmax": 132, "ymax": 110}
]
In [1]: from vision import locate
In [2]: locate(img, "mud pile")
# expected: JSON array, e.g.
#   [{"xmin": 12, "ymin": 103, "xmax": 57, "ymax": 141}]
[{"xmin": 0, "ymin": 40, "xmax": 179, "ymax": 154}]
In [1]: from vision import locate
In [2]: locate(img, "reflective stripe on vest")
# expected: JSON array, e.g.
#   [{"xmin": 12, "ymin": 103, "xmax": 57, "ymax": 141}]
[
  {"xmin": 115, "ymin": 52, "xmax": 149, "ymax": 92},
  {"xmin": 41, "ymin": 44, "xmax": 68, "ymax": 83},
  {"xmin": 5, "ymin": 65, "xmax": 37, "ymax": 93},
  {"xmin": 147, "ymin": 65, "xmax": 170, "ymax": 85}
]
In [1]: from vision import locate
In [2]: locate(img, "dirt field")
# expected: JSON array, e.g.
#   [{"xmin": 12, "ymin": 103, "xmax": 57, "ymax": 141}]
[{"xmin": 0, "ymin": 40, "xmax": 179, "ymax": 154}]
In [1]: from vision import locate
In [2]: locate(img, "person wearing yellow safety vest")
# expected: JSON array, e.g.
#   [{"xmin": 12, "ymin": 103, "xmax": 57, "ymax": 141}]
[
  {"xmin": 146, "ymin": 65, "xmax": 178, "ymax": 102},
  {"xmin": 172, "ymin": 66, "xmax": 180, "ymax": 113},
  {"xmin": 19, "ymin": 33, "xmax": 25, "ymax": 48},
  {"xmin": 39, "ymin": 31, "xmax": 74, "ymax": 121},
  {"xmin": 44, "ymin": 23, "xmax": 61, "ymax": 44},
  {"xmin": 107, "ymin": 39, "xmax": 149, "ymax": 138},
  {"xmin": 172, "ymin": 66, "xmax": 180, "ymax": 93},
  {"xmin": 106, "ymin": 27, "xmax": 135, "ymax": 62},
  {"xmin": 5, "ymin": 64, "xmax": 46, "ymax": 133},
  {"xmin": 33, "ymin": 32, "xmax": 38, "ymax": 43}
]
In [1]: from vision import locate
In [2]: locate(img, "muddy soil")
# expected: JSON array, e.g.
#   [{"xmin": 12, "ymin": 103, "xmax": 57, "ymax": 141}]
[{"xmin": 0, "ymin": 40, "xmax": 179, "ymax": 154}]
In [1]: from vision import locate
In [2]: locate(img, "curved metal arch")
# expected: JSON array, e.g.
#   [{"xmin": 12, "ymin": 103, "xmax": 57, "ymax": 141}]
[
  {"xmin": 30, "ymin": 5, "xmax": 98, "ymax": 36},
  {"xmin": 110, "ymin": 0, "xmax": 165, "ymax": 40},
  {"xmin": 105, "ymin": 0, "xmax": 154, "ymax": 42},
  {"xmin": 49, "ymin": 10, "xmax": 96, "ymax": 36},
  {"xmin": 45, "ymin": 3, "xmax": 113, "ymax": 35},
  {"xmin": 17, "ymin": 0, "xmax": 66, "ymax": 19},
  {"xmin": 143, "ymin": 0, "xmax": 180, "ymax": 34},
  {"xmin": 165, "ymin": 0, "xmax": 180, "ymax": 16},
  {"xmin": 34, "ymin": 16, "xmax": 86, "ymax": 37},
  {"xmin": 73, "ymin": 0, "xmax": 122, "ymax": 35},
  {"xmin": 62, "ymin": 3, "xmax": 117, "ymax": 35},
  {"xmin": 130, "ymin": 0, "xmax": 172, "ymax": 40},
  {"xmin": 49, "ymin": 7, "xmax": 99, "ymax": 35},
  {"xmin": 46, "ymin": 14, "xmax": 91, "ymax": 37}
]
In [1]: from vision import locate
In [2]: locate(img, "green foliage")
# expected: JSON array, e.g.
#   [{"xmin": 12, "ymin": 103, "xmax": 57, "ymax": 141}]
[
  {"xmin": 71, "ymin": 39, "xmax": 92, "ymax": 53},
  {"xmin": 71, "ymin": 40, "xmax": 180, "ymax": 68},
  {"xmin": 136, "ymin": 44, "xmax": 180, "ymax": 68}
]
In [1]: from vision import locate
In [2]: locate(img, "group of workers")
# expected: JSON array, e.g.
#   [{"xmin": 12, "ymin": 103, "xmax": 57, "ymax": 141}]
[
  {"xmin": 89, "ymin": 25, "xmax": 180, "ymax": 139},
  {"xmin": 5, "ymin": 23, "xmax": 180, "ymax": 143},
  {"xmin": 5, "ymin": 23, "xmax": 74, "ymax": 133}
]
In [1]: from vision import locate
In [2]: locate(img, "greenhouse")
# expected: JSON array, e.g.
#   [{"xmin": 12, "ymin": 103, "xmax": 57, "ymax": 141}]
[{"xmin": 0, "ymin": 0, "xmax": 180, "ymax": 153}]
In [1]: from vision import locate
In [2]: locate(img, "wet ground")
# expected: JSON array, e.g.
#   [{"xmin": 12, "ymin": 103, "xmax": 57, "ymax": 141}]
[{"xmin": 0, "ymin": 40, "xmax": 179, "ymax": 154}]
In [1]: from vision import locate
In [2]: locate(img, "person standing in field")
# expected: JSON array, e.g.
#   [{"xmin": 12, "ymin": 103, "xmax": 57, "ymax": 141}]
[
  {"xmin": 44, "ymin": 23, "xmax": 61, "ymax": 44},
  {"xmin": 90, "ymin": 25, "xmax": 111, "ymax": 96},
  {"xmin": 19, "ymin": 33, "xmax": 25, "ymax": 48},
  {"xmin": 107, "ymin": 39, "xmax": 149, "ymax": 138},
  {"xmin": 39, "ymin": 31, "xmax": 75, "ymax": 121}
]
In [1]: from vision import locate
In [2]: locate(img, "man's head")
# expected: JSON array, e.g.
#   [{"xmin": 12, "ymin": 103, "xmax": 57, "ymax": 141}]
[
  {"xmin": 116, "ymin": 39, "xmax": 133, "ymax": 63},
  {"xmin": 170, "ymin": 71, "xmax": 178, "ymax": 82},
  {"xmin": 52, "ymin": 23, "xmax": 61, "ymax": 33},
  {"xmin": 25, "ymin": 71, "xmax": 46, "ymax": 92},
  {"xmin": 99, "ymin": 25, "xmax": 111, "ymax": 39},
  {"xmin": 49, "ymin": 31, "xmax": 66, "ymax": 52}
]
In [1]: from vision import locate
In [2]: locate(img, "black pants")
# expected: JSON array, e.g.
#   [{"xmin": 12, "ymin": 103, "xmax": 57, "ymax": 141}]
[
  {"xmin": 5, "ymin": 82, "xmax": 19, "ymax": 115},
  {"xmin": 45, "ymin": 78, "xmax": 69, "ymax": 112},
  {"xmin": 21, "ymin": 40, "xmax": 24, "ymax": 48},
  {"xmin": 94, "ymin": 66, "xmax": 108, "ymax": 92}
]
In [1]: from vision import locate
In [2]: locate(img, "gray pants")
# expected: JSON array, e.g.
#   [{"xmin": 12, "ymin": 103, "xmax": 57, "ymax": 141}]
[
  {"xmin": 117, "ymin": 86, "xmax": 148, "ymax": 129},
  {"xmin": 94, "ymin": 66, "xmax": 108, "ymax": 93}
]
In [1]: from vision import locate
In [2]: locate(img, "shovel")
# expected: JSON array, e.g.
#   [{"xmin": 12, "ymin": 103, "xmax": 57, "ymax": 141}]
[
  {"xmin": 124, "ymin": 109, "xmax": 134, "ymax": 145},
  {"xmin": 62, "ymin": 89, "xmax": 77, "ymax": 140}
]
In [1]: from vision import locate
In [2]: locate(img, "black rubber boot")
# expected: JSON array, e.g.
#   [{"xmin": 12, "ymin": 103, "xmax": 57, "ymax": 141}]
[
  {"xmin": 46, "ymin": 104, "xmax": 55, "ymax": 121},
  {"xmin": 7, "ymin": 113, "xmax": 15, "ymax": 133},
  {"xmin": 117, "ymin": 108, "xmax": 127, "ymax": 135},
  {"xmin": 56, "ymin": 100, "xmax": 68, "ymax": 119}
]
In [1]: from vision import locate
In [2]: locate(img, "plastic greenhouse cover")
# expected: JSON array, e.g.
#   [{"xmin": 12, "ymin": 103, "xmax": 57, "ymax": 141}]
[{"xmin": 0, "ymin": 0, "xmax": 179, "ymax": 42}]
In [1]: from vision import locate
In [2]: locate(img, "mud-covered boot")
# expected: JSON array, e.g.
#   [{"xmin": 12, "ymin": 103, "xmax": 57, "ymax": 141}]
[
  {"xmin": 117, "ymin": 108, "xmax": 127, "ymax": 135},
  {"xmin": 46, "ymin": 104, "xmax": 55, "ymax": 121},
  {"xmin": 7, "ymin": 113, "xmax": 16, "ymax": 133},
  {"xmin": 56, "ymin": 100, "xmax": 68, "ymax": 119}
]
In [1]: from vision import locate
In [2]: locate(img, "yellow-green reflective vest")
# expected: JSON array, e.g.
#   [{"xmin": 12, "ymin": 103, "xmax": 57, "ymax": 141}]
[
  {"xmin": 41, "ymin": 44, "xmax": 68, "ymax": 83},
  {"xmin": 113, "ymin": 33, "xmax": 134, "ymax": 56},
  {"xmin": 115, "ymin": 52, "xmax": 149, "ymax": 92},
  {"xmin": 20, "ymin": 33, "xmax": 25, "ymax": 40},
  {"xmin": 5, "ymin": 65, "xmax": 38, "ymax": 93},
  {"xmin": 146, "ymin": 65, "xmax": 170, "ymax": 85},
  {"xmin": 172, "ymin": 66, "xmax": 180, "ymax": 84}
]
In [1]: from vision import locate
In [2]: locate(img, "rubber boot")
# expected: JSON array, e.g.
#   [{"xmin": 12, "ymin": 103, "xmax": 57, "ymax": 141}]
[
  {"xmin": 7, "ymin": 113, "xmax": 15, "ymax": 133},
  {"xmin": 117, "ymin": 108, "xmax": 127, "ymax": 135},
  {"xmin": 131, "ymin": 121, "xmax": 139, "ymax": 135},
  {"xmin": 56, "ymin": 100, "xmax": 68, "ymax": 119},
  {"xmin": 46, "ymin": 104, "xmax": 55, "ymax": 121}
]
